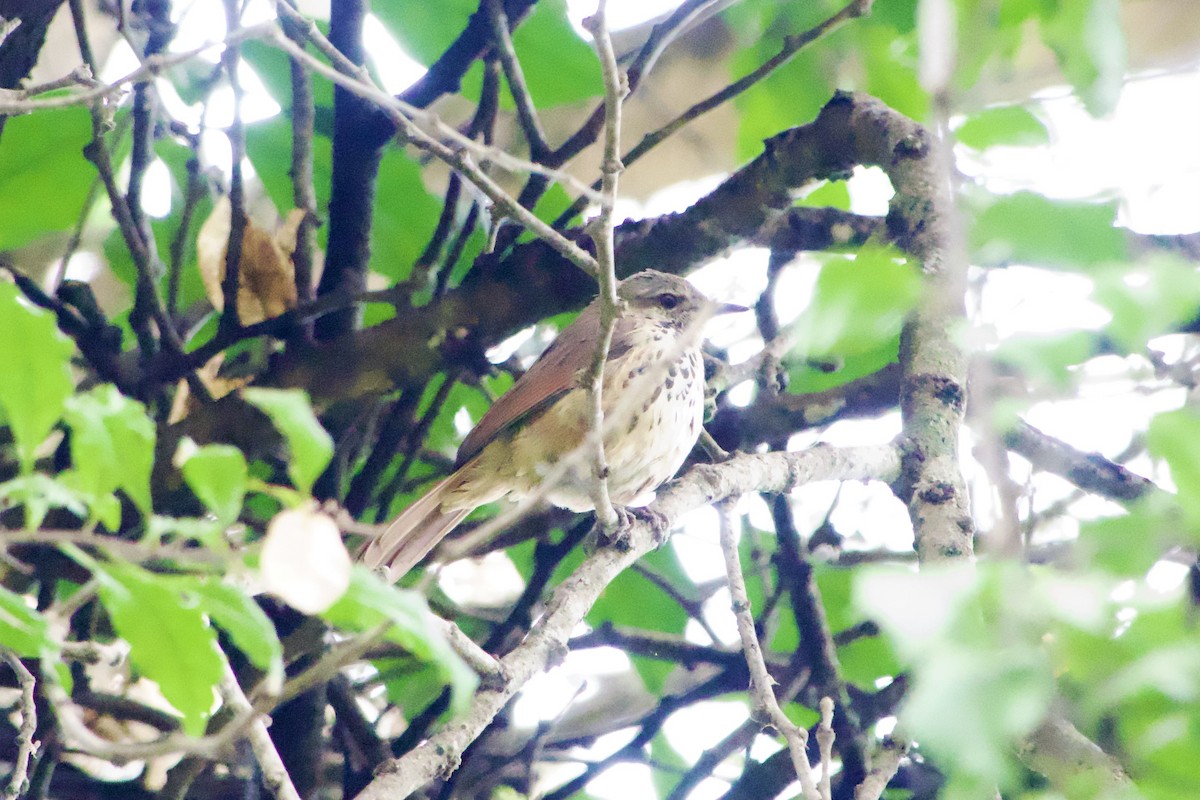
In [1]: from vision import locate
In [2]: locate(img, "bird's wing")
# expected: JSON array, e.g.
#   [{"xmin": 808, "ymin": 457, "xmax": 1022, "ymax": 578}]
[{"xmin": 456, "ymin": 299, "xmax": 635, "ymax": 466}]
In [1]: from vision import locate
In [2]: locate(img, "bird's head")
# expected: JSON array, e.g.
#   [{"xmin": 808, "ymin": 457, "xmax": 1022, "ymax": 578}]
[{"xmin": 617, "ymin": 270, "xmax": 747, "ymax": 332}]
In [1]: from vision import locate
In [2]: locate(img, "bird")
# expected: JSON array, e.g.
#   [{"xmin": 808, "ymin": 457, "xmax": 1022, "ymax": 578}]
[{"xmin": 361, "ymin": 270, "xmax": 745, "ymax": 581}]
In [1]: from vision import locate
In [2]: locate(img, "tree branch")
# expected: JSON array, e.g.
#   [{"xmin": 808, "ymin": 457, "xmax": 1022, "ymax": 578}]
[
  {"xmin": 718, "ymin": 501, "xmax": 821, "ymax": 798},
  {"xmin": 1, "ymin": 650, "xmax": 37, "ymax": 800},
  {"xmin": 355, "ymin": 443, "xmax": 900, "ymax": 798}
]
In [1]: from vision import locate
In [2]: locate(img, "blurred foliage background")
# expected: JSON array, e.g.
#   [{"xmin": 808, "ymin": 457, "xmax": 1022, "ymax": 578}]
[{"xmin": 0, "ymin": 0, "xmax": 1198, "ymax": 798}]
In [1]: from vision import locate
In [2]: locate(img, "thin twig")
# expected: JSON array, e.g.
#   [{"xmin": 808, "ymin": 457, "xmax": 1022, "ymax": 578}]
[
  {"xmin": 73, "ymin": 690, "xmax": 180, "ymax": 732},
  {"xmin": 273, "ymin": 2, "xmax": 598, "ymax": 203},
  {"xmin": 412, "ymin": 172, "xmax": 464, "ymax": 290},
  {"xmin": 546, "ymin": 0, "xmax": 723, "ymax": 171},
  {"xmin": 666, "ymin": 718, "xmax": 760, "ymax": 800},
  {"xmin": 852, "ymin": 738, "xmax": 907, "ymax": 800},
  {"xmin": 219, "ymin": 0, "xmax": 248, "ymax": 333},
  {"xmin": 485, "ymin": 0, "xmax": 550, "ymax": 159},
  {"xmin": 53, "ymin": 0, "xmax": 108, "ymax": 295},
  {"xmin": 125, "ymin": 0, "xmax": 173, "ymax": 240},
  {"xmin": 629, "ymin": 0, "xmax": 873, "ymax": 169},
  {"xmin": 554, "ymin": 0, "xmax": 875, "ymax": 227},
  {"xmin": 435, "ymin": 617, "xmax": 504, "ymax": 678},
  {"xmin": 1, "ymin": 650, "xmax": 38, "ymax": 800},
  {"xmin": 263, "ymin": 5, "xmax": 600, "ymax": 276},
  {"xmin": 372, "ymin": 376, "xmax": 457, "ymax": 516},
  {"xmin": 83, "ymin": 110, "xmax": 186, "ymax": 360},
  {"xmin": 435, "ymin": 201, "xmax": 481, "ymax": 298},
  {"xmin": 42, "ymin": 652, "xmax": 257, "ymax": 761},
  {"xmin": 717, "ymin": 501, "xmax": 820, "ymax": 798},
  {"xmin": 279, "ymin": 0, "xmax": 319, "ymax": 311},
  {"xmin": 580, "ymin": 0, "xmax": 627, "ymax": 531},
  {"xmin": 0, "ymin": 528, "xmax": 226, "ymax": 568},
  {"xmin": 219, "ymin": 663, "xmax": 302, "ymax": 800},
  {"xmin": 167, "ymin": 155, "xmax": 207, "ymax": 317},
  {"xmin": 270, "ymin": 623, "xmax": 391, "ymax": 706},
  {"xmin": 666, "ymin": 669, "xmax": 812, "ymax": 800},
  {"xmin": 51, "ymin": 173, "xmax": 103, "ymax": 292},
  {"xmin": 66, "ymin": 0, "xmax": 99, "ymax": 75},
  {"xmin": 630, "ymin": 562, "xmax": 724, "ymax": 644},
  {"xmin": 0, "ymin": 24, "xmax": 273, "ymax": 115},
  {"xmin": 817, "ymin": 696, "xmax": 835, "ymax": 800}
]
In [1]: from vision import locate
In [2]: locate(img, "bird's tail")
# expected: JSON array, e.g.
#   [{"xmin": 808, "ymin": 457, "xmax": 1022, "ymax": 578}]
[{"xmin": 359, "ymin": 474, "xmax": 472, "ymax": 582}]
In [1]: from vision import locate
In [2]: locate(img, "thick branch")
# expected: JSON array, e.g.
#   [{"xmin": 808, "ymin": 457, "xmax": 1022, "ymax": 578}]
[
  {"xmin": 316, "ymin": 0, "xmax": 376, "ymax": 339},
  {"xmin": 1004, "ymin": 421, "xmax": 1156, "ymax": 503},
  {"xmin": 1018, "ymin": 715, "xmax": 1133, "ymax": 794},
  {"xmin": 354, "ymin": 444, "xmax": 900, "ymax": 798}
]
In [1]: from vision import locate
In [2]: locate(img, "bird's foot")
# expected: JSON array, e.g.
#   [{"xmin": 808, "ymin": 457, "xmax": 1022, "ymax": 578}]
[
  {"xmin": 597, "ymin": 505, "xmax": 671, "ymax": 550},
  {"xmin": 594, "ymin": 510, "xmax": 633, "ymax": 552}
]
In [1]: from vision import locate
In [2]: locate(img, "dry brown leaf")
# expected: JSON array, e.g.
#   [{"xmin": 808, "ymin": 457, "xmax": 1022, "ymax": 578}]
[
  {"xmin": 167, "ymin": 352, "xmax": 254, "ymax": 424},
  {"xmin": 196, "ymin": 196, "xmax": 300, "ymax": 325}
]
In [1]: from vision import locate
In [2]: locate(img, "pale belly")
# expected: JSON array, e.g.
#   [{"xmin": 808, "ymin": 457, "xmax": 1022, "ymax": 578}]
[{"xmin": 451, "ymin": 346, "xmax": 705, "ymax": 512}]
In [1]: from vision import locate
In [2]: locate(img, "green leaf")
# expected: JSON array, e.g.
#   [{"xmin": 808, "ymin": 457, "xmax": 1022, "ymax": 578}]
[
  {"xmin": 0, "ymin": 282, "xmax": 76, "ymax": 472},
  {"xmin": 728, "ymin": 0, "xmax": 841, "ymax": 162},
  {"xmin": 146, "ymin": 515, "xmax": 226, "ymax": 547},
  {"xmin": 955, "ymin": 105, "xmax": 1050, "ymax": 150},
  {"xmin": 734, "ymin": 46, "xmax": 831, "ymax": 163},
  {"xmin": 0, "ymin": 107, "xmax": 94, "ymax": 249},
  {"xmin": 991, "ymin": 329, "xmax": 1096, "ymax": 389},
  {"xmin": 797, "ymin": 180, "xmax": 851, "ymax": 211},
  {"xmin": 1038, "ymin": 0, "xmax": 1126, "ymax": 116},
  {"xmin": 370, "ymin": 148, "xmax": 441, "ymax": 282},
  {"xmin": 242, "ymin": 388, "xmax": 333, "ymax": 495},
  {"xmin": 245, "ymin": 115, "xmax": 332, "ymax": 217},
  {"xmin": 904, "ymin": 642, "xmax": 1054, "ymax": 787},
  {"xmin": 1147, "ymin": 409, "xmax": 1200, "ymax": 534},
  {"xmin": 855, "ymin": 564, "xmax": 982, "ymax": 658},
  {"xmin": 1091, "ymin": 256, "xmax": 1200, "ymax": 352},
  {"xmin": 952, "ymin": 0, "xmax": 1031, "ymax": 91},
  {"xmin": 0, "ymin": 585, "xmax": 54, "ymax": 658},
  {"xmin": 650, "ymin": 732, "xmax": 689, "ymax": 798},
  {"xmin": 243, "ymin": 38, "xmax": 333, "ymax": 111},
  {"xmin": 373, "ymin": 0, "xmax": 477, "ymax": 65},
  {"xmin": 426, "ymin": 381, "xmax": 496, "ymax": 455},
  {"xmin": 787, "ymin": 247, "xmax": 922, "ymax": 360},
  {"xmin": 1077, "ymin": 498, "xmax": 1172, "ymax": 577},
  {"xmin": 183, "ymin": 578, "xmax": 283, "ymax": 684},
  {"xmin": 94, "ymin": 561, "xmax": 225, "ymax": 736},
  {"xmin": 507, "ymin": 0, "xmax": 600, "ymax": 107},
  {"xmin": 838, "ymin": 634, "xmax": 902, "ymax": 690},
  {"xmin": 859, "ymin": 22, "xmax": 928, "ymax": 121},
  {"xmin": 178, "ymin": 442, "xmax": 248, "ymax": 525},
  {"xmin": 856, "ymin": 564, "xmax": 1056, "ymax": 791},
  {"xmin": 970, "ymin": 191, "xmax": 1127, "ymax": 268},
  {"xmin": 374, "ymin": 657, "xmax": 454, "ymax": 717},
  {"xmin": 63, "ymin": 385, "xmax": 156, "ymax": 519},
  {"xmin": 787, "ymin": 334, "xmax": 899, "ymax": 396},
  {"xmin": 0, "ymin": 473, "xmax": 89, "ymax": 530},
  {"xmin": 322, "ymin": 567, "xmax": 479, "ymax": 714}
]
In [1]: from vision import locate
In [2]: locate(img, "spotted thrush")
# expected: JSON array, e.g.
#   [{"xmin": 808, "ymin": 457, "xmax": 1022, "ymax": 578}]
[{"xmin": 361, "ymin": 270, "xmax": 745, "ymax": 580}]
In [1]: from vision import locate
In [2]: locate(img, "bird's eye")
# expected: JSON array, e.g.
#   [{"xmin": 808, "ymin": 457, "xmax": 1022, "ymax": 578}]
[{"xmin": 657, "ymin": 293, "xmax": 680, "ymax": 310}]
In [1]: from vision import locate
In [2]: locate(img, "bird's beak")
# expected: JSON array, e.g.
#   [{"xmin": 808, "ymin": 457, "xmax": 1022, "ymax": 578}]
[{"xmin": 714, "ymin": 301, "xmax": 750, "ymax": 315}]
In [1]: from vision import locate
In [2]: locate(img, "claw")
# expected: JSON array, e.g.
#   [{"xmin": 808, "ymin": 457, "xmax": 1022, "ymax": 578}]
[
  {"xmin": 628, "ymin": 506, "xmax": 671, "ymax": 545},
  {"xmin": 596, "ymin": 506, "xmax": 671, "ymax": 550}
]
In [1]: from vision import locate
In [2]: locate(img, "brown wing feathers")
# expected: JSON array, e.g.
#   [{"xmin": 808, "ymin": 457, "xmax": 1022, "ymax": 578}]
[{"xmin": 362, "ymin": 296, "xmax": 641, "ymax": 577}]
